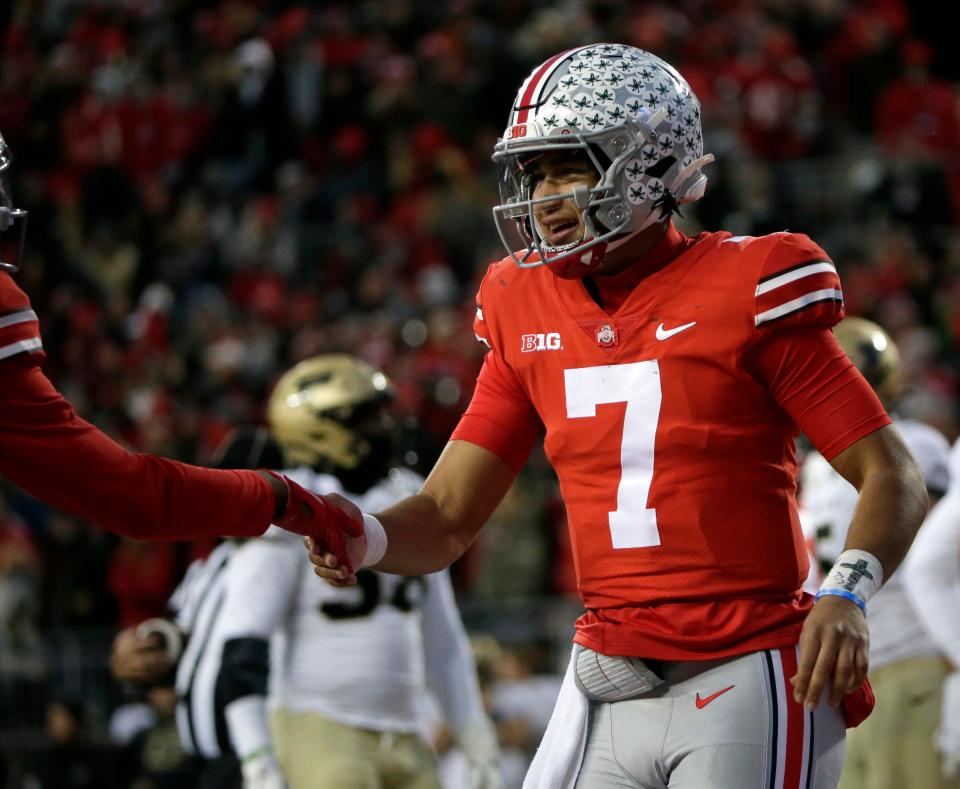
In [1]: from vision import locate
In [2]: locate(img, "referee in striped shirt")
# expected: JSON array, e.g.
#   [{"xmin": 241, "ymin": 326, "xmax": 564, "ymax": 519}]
[{"xmin": 109, "ymin": 427, "xmax": 284, "ymax": 789}]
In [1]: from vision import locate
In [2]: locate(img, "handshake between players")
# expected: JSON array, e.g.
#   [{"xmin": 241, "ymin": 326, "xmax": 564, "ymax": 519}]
[{"xmin": 293, "ymin": 486, "xmax": 372, "ymax": 586}]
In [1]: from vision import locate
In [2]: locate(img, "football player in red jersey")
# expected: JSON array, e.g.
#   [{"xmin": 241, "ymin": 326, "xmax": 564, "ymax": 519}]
[
  {"xmin": 0, "ymin": 131, "xmax": 356, "ymax": 550},
  {"xmin": 305, "ymin": 45, "xmax": 927, "ymax": 787}
]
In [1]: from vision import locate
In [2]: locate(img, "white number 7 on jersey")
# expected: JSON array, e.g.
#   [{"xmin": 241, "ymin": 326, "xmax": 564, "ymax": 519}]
[{"xmin": 564, "ymin": 361, "xmax": 662, "ymax": 549}]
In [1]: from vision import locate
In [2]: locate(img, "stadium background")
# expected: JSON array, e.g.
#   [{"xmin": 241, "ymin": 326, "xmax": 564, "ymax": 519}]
[{"xmin": 0, "ymin": 0, "xmax": 958, "ymax": 785}]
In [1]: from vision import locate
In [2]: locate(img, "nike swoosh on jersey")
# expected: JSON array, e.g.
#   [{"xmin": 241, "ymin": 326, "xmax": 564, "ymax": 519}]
[
  {"xmin": 695, "ymin": 684, "xmax": 735, "ymax": 709},
  {"xmin": 655, "ymin": 321, "xmax": 697, "ymax": 340}
]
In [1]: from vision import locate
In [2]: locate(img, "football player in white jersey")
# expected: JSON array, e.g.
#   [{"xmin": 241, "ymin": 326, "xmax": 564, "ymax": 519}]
[
  {"xmin": 799, "ymin": 317, "xmax": 957, "ymax": 789},
  {"xmin": 903, "ymin": 436, "xmax": 960, "ymax": 781},
  {"xmin": 216, "ymin": 355, "xmax": 500, "ymax": 789}
]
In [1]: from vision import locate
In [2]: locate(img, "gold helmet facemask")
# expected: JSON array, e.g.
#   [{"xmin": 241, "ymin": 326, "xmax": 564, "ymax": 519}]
[
  {"xmin": 267, "ymin": 355, "xmax": 396, "ymax": 490},
  {"xmin": 833, "ymin": 316, "xmax": 901, "ymax": 407}
]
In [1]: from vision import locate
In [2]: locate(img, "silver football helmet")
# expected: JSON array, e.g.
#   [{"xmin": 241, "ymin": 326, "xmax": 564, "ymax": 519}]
[
  {"xmin": 0, "ymin": 131, "xmax": 28, "ymax": 273},
  {"xmin": 492, "ymin": 44, "xmax": 713, "ymax": 278}
]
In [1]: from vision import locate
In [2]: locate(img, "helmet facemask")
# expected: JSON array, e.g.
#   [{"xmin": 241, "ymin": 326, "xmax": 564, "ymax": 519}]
[
  {"xmin": 491, "ymin": 44, "xmax": 714, "ymax": 279},
  {"xmin": 0, "ymin": 133, "xmax": 27, "ymax": 274}
]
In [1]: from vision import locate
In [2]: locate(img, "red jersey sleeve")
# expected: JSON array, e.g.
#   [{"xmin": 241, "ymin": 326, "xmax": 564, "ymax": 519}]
[
  {"xmin": 0, "ymin": 274, "xmax": 43, "ymax": 362},
  {"xmin": 0, "ymin": 358, "xmax": 274, "ymax": 540},
  {"xmin": 754, "ymin": 233, "xmax": 844, "ymax": 330},
  {"xmin": 449, "ymin": 348, "xmax": 542, "ymax": 473},
  {"xmin": 745, "ymin": 326, "xmax": 891, "ymax": 460}
]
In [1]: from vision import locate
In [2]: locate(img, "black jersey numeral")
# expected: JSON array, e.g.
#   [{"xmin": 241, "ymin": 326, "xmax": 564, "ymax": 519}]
[{"xmin": 319, "ymin": 571, "xmax": 426, "ymax": 620}]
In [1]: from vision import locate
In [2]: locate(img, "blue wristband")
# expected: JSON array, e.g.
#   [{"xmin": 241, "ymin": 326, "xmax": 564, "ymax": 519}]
[{"xmin": 815, "ymin": 588, "xmax": 866, "ymax": 613}]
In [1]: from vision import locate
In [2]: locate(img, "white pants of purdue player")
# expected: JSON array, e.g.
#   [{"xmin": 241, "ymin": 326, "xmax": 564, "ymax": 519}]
[{"xmin": 576, "ymin": 647, "xmax": 845, "ymax": 789}]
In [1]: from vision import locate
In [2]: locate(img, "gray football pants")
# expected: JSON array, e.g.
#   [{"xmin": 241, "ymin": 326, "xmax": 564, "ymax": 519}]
[{"xmin": 576, "ymin": 647, "xmax": 846, "ymax": 788}]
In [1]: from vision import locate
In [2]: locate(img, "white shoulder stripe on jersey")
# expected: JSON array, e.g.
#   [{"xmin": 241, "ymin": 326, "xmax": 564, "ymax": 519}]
[
  {"xmin": 755, "ymin": 262, "xmax": 836, "ymax": 296},
  {"xmin": 0, "ymin": 309, "xmax": 38, "ymax": 329},
  {"xmin": 475, "ymin": 333, "xmax": 490, "ymax": 348},
  {"xmin": 755, "ymin": 288, "xmax": 843, "ymax": 326},
  {"xmin": 0, "ymin": 336, "xmax": 42, "ymax": 360},
  {"xmin": 476, "ymin": 306, "xmax": 484, "ymax": 321}
]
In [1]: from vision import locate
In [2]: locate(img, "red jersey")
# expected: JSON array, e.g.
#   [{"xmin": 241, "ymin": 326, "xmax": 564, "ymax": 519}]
[
  {"xmin": 454, "ymin": 225, "xmax": 889, "ymax": 660},
  {"xmin": 0, "ymin": 272, "xmax": 274, "ymax": 541}
]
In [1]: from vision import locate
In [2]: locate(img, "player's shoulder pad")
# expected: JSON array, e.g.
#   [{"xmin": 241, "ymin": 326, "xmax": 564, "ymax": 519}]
[
  {"xmin": 359, "ymin": 468, "xmax": 424, "ymax": 512},
  {"xmin": 386, "ymin": 466, "xmax": 425, "ymax": 497},
  {"xmin": 750, "ymin": 231, "xmax": 843, "ymax": 331},
  {"xmin": 895, "ymin": 419, "xmax": 952, "ymax": 493}
]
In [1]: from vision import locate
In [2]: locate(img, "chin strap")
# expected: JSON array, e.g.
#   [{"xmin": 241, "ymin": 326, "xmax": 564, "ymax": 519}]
[{"xmin": 547, "ymin": 238, "xmax": 609, "ymax": 280}]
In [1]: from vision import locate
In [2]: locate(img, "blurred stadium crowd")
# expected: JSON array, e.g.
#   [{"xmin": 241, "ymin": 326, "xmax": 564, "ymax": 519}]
[{"xmin": 0, "ymin": 0, "xmax": 959, "ymax": 786}]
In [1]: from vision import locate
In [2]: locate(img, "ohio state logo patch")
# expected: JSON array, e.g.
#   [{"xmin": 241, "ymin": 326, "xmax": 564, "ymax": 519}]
[{"xmin": 595, "ymin": 324, "xmax": 618, "ymax": 347}]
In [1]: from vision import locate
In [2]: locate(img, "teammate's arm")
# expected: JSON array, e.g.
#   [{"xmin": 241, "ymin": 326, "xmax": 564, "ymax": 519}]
[{"xmin": 0, "ymin": 352, "xmax": 368, "ymax": 548}]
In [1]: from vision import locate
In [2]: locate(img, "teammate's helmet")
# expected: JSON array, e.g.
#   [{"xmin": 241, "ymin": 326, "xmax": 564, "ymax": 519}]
[
  {"xmin": 492, "ymin": 44, "xmax": 714, "ymax": 279},
  {"xmin": 0, "ymin": 132, "xmax": 28, "ymax": 273},
  {"xmin": 267, "ymin": 355, "xmax": 396, "ymax": 490},
  {"xmin": 834, "ymin": 317, "xmax": 901, "ymax": 405}
]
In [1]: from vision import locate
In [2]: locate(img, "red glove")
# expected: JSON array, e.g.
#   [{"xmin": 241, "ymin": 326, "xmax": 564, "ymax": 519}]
[
  {"xmin": 840, "ymin": 677, "xmax": 876, "ymax": 728},
  {"xmin": 266, "ymin": 472, "xmax": 364, "ymax": 572}
]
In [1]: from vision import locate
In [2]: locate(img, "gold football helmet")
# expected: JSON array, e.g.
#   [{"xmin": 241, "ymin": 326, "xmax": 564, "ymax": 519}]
[
  {"xmin": 267, "ymin": 355, "xmax": 395, "ymax": 478},
  {"xmin": 833, "ymin": 316, "xmax": 901, "ymax": 406}
]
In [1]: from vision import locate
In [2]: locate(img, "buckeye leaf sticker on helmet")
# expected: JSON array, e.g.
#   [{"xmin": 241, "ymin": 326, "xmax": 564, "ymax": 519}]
[{"xmin": 491, "ymin": 44, "xmax": 714, "ymax": 279}]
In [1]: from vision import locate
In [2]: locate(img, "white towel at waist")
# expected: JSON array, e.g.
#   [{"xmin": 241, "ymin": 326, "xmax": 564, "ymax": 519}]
[{"xmin": 522, "ymin": 647, "xmax": 589, "ymax": 789}]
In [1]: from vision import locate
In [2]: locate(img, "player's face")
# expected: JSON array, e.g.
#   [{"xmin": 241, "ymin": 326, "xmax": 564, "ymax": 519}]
[{"xmin": 527, "ymin": 152, "xmax": 598, "ymax": 247}]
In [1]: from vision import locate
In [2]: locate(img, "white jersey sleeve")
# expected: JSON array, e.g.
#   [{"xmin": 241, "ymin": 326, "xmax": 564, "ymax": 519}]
[
  {"xmin": 904, "ymin": 437, "xmax": 960, "ymax": 668},
  {"xmin": 420, "ymin": 570, "xmax": 487, "ymax": 735},
  {"xmin": 218, "ymin": 531, "xmax": 303, "ymax": 758},
  {"xmin": 896, "ymin": 419, "xmax": 952, "ymax": 496}
]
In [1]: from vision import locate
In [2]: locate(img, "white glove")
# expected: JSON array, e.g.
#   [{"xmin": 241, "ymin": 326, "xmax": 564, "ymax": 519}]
[
  {"xmin": 459, "ymin": 718, "xmax": 502, "ymax": 789},
  {"xmin": 241, "ymin": 750, "xmax": 287, "ymax": 789},
  {"xmin": 938, "ymin": 671, "xmax": 960, "ymax": 779}
]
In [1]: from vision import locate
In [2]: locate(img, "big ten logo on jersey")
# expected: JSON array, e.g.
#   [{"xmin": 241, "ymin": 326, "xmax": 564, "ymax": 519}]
[
  {"xmin": 521, "ymin": 332, "xmax": 562, "ymax": 352},
  {"xmin": 319, "ymin": 571, "xmax": 426, "ymax": 620}
]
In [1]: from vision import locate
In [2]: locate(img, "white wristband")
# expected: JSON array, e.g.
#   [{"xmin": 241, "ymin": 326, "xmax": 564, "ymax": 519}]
[
  {"xmin": 816, "ymin": 549, "xmax": 884, "ymax": 613},
  {"xmin": 361, "ymin": 513, "xmax": 388, "ymax": 568}
]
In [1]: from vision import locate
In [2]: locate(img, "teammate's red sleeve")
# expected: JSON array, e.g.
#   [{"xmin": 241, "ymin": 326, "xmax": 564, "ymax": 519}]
[
  {"xmin": 745, "ymin": 326, "xmax": 891, "ymax": 460},
  {"xmin": 0, "ymin": 357, "xmax": 273, "ymax": 541},
  {"xmin": 449, "ymin": 349, "xmax": 542, "ymax": 473},
  {"xmin": 0, "ymin": 274, "xmax": 44, "ymax": 363}
]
